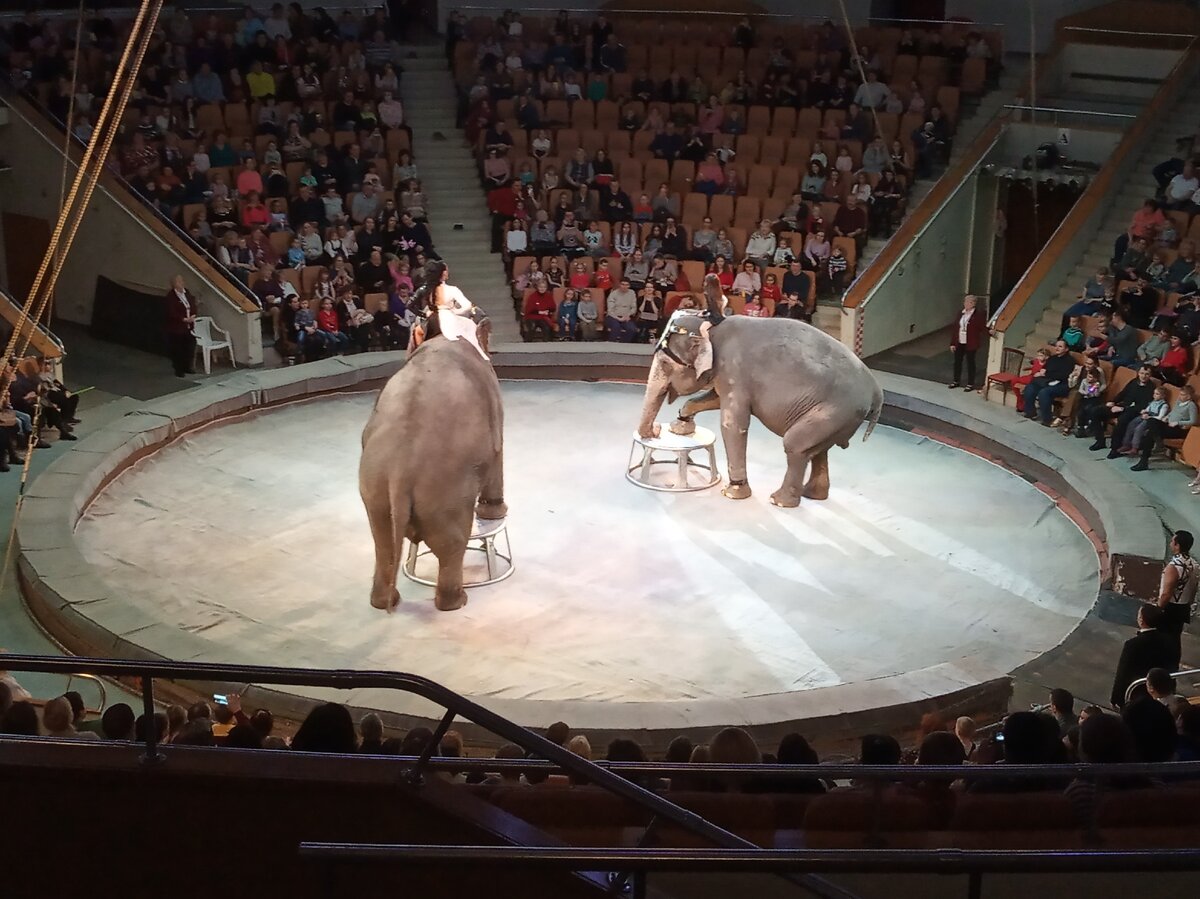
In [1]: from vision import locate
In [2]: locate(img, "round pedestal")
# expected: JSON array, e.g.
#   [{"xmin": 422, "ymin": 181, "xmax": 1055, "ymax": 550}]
[
  {"xmin": 402, "ymin": 517, "xmax": 515, "ymax": 587},
  {"xmin": 626, "ymin": 426, "xmax": 721, "ymax": 492}
]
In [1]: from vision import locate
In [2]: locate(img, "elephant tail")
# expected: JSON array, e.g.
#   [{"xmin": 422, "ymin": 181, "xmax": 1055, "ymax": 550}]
[{"xmin": 862, "ymin": 386, "xmax": 884, "ymax": 442}]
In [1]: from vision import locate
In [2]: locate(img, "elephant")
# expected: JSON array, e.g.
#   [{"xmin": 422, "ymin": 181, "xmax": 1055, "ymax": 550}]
[
  {"xmin": 636, "ymin": 307, "xmax": 883, "ymax": 508},
  {"xmin": 359, "ymin": 316, "xmax": 506, "ymax": 612}
]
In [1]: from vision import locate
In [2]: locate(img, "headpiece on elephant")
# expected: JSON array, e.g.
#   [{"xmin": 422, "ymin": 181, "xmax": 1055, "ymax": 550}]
[{"xmin": 657, "ymin": 311, "xmax": 713, "ymax": 381}]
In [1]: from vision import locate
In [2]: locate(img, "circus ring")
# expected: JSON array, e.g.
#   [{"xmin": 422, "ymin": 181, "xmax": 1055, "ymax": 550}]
[{"xmin": 15, "ymin": 352, "xmax": 1164, "ymax": 752}]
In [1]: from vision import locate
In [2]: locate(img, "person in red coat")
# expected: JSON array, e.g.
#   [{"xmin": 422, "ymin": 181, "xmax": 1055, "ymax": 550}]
[
  {"xmin": 949, "ymin": 294, "xmax": 987, "ymax": 391},
  {"xmin": 164, "ymin": 274, "xmax": 198, "ymax": 378},
  {"xmin": 521, "ymin": 280, "xmax": 557, "ymax": 341}
]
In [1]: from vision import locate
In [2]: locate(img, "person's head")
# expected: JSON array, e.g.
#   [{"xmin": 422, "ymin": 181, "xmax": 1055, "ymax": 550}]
[
  {"xmin": 101, "ymin": 703, "xmax": 136, "ymax": 740},
  {"xmin": 224, "ymin": 724, "xmax": 262, "ymax": 749},
  {"xmin": 1051, "ymin": 339, "xmax": 1068, "ymax": 356},
  {"xmin": 664, "ymin": 735, "xmax": 694, "ymax": 763},
  {"xmin": 1146, "ymin": 667, "xmax": 1177, "ymax": 699},
  {"xmin": 43, "ymin": 696, "xmax": 74, "ymax": 733},
  {"xmin": 1000, "ymin": 711, "xmax": 1050, "ymax": 764},
  {"xmin": 916, "ymin": 731, "xmax": 966, "ymax": 766},
  {"xmin": 955, "ymin": 716, "xmax": 977, "ymax": 744},
  {"xmin": 1172, "ymin": 529, "xmax": 1194, "ymax": 556},
  {"xmin": 1, "ymin": 701, "xmax": 39, "ymax": 736},
  {"xmin": 172, "ymin": 719, "xmax": 214, "ymax": 746},
  {"xmin": 606, "ymin": 738, "xmax": 646, "ymax": 762},
  {"xmin": 545, "ymin": 721, "xmax": 570, "ymax": 746},
  {"xmin": 165, "ymin": 704, "xmax": 187, "ymax": 737},
  {"xmin": 1050, "ymin": 688, "xmax": 1074, "ymax": 718},
  {"xmin": 859, "ymin": 733, "xmax": 901, "ymax": 765},
  {"xmin": 709, "ymin": 726, "xmax": 761, "ymax": 764},
  {"xmin": 249, "ymin": 708, "xmax": 274, "ymax": 738},
  {"xmin": 187, "ymin": 701, "xmax": 211, "ymax": 722},
  {"xmin": 291, "ymin": 703, "xmax": 356, "ymax": 754},
  {"xmin": 134, "ymin": 712, "xmax": 168, "ymax": 744},
  {"xmin": 1121, "ymin": 698, "xmax": 1178, "ymax": 762},
  {"xmin": 776, "ymin": 732, "xmax": 819, "ymax": 765}
]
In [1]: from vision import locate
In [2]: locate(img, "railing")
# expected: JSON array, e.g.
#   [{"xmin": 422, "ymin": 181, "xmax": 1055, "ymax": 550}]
[
  {"xmin": 299, "ymin": 845, "xmax": 1200, "ymax": 899},
  {"xmin": 0, "ymin": 653, "xmax": 854, "ymax": 899},
  {"xmin": 1125, "ymin": 665, "xmax": 1200, "ymax": 705},
  {"xmin": 0, "ymin": 286, "xmax": 65, "ymax": 361},
  {"xmin": 1003, "ymin": 104, "xmax": 1137, "ymax": 120},
  {"xmin": 0, "ymin": 84, "xmax": 260, "ymax": 316},
  {"xmin": 989, "ymin": 36, "xmax": 1200, "ymax": 338}
]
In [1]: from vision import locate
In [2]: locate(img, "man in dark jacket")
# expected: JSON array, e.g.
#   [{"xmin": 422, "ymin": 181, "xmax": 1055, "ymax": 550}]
[
  {"xmin": 1111, "ymin": 603, "xmax": 1178, "ymax": 707},
  {"xmin": 1083, "ymin": 364, "xmax": 1156, "ymax": 453},
  {"xmin": 288, "ymin": 184, "xmax": 326, "ymax": 232}
]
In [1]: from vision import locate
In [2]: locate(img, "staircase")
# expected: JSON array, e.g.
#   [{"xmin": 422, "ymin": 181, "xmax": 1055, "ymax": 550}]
[
  {"xmin": 1019, "ymin": 84, "xmax": 1200, "ymax": 356},
  {"xmin": 813, "ymin": 64, "xmax": 1028, "ymax": 337},
  {"xmin": 399, "ymin": 44, "xmax": 520, "ymax": 344}
]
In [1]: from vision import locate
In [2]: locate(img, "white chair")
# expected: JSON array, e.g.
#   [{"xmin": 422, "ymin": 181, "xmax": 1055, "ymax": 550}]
[{"xmin": 193, "ymin": 316, "xmax": 235, "ymax": 375}]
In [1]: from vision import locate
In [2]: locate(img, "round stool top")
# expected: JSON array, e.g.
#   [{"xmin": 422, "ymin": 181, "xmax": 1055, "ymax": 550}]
[
  {"xmin": 632, "ymin": 425, "xmax": 717, "ymax": 451},
  {"xmin": 471, "ymin": 516, "xmax": 508, "ymax": 539}
]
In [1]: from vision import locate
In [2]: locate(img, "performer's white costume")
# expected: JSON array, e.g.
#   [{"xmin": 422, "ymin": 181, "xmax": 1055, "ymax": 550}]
[{"xmin": 436, "ymin": 284, "xmax": 489, "ymax": 360}]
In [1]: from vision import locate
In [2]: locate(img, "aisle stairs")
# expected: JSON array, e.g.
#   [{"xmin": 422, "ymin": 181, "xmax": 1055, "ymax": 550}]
[
  {"xmin": 1019, "ymin": 84, "xmax": 1200, "ymax": 357},
  {"xmin": 399, "ymin": 44, "xmax": 520, "ymax": 344}
]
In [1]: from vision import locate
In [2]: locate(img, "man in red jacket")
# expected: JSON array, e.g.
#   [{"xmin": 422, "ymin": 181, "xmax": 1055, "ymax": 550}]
[
  {"xmin": 949, "ymin": 294, "xmax": 987, "ymax": 391},
  {"xmin": 487, "ymin": 179, "xmax": 523, "ymax": 252}
]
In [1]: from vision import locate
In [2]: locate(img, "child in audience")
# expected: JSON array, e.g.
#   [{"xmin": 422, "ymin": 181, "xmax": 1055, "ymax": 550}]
[
  {"xmin": 577, "ymin": 290, "xmax": 599, "ymax": 340},
  {"xmin": 283, "ymin": 238, "xmax": 302, "ymax": 270},
  {"xmin": 317, "ymin": 297, "xmax": 351, "ymax": 352},
  {"xmin": 545, "ymin": 259, "xmax": 567, "ymax": 289},
  {"xmin": 569, "ymin": 261, "xmax": 592, "ymax": 289},
  {"xmin": 294, "ymin": 298, "xmax": 324, "ymax": 356},
  {"xmin": 1013, "ymin": 347, "xmax": 1048, "ymax": 415},
  {"xmin": 557, "ymin": 287, "xmax": 580, "ymax": 340},
  {"xmin": 826, "ymin": 244, "xmax": 849, "ymax": 294},
  {"xmin": 593, "ymin": 258, "xmax": 614, "ymax": 291}
]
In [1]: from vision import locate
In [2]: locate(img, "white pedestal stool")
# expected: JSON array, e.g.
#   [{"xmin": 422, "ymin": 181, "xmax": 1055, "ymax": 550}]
[
  {"xmin": 402, "ymin": 516, "xmax": 514, "ymax": 587},
  {"xmin": 626, "ymin": 426, "xmax": 721, "ymax": 492}
]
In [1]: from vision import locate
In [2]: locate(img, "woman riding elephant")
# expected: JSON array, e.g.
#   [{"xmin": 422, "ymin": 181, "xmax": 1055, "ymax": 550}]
[{"xmin": 413, "ymin": 260, "xmax": 489, "ymax": 360}]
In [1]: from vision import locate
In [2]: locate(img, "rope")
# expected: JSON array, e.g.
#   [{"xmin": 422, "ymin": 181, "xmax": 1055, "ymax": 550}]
[
  {"xmin": 834, "ymin": 0, "xmax": 891, "ymax": 172},
  {"xmin": 49, "ymin": 0, "xmax": 88, "ymax": 326},
  {"xmin": 0, "ymin": 0, "xmax": 165, "ymax": 593},
  {"xmin": 1027, "ymin": 0, "xmax": 1040, "ymax": 245}
]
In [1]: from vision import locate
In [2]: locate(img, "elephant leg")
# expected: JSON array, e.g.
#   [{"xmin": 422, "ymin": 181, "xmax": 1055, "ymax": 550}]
[
  {"xmin": 773, "ymin": 411, "xmax": 843, "ymax": 508},
  {"xmin": 720, "ymin": 398, "xmax": 753, "ymax": 500},
  {"xmin": 363, "ymin": 489, "xmax": 405, "ymax": 612},
  {"xmin": 803, "ymin": 449, "xmax": 831, "ymax": 500},
  {"xmin": 476, "ymin": 456, "xmax": 507, "ymax": 520},
  {"xmin": 670, "ymin": 389, "xmax": 721, "ymax": 435},
  {"xmin": 426, "ymin": 511, "xmax": 472, "ymax": 612}
]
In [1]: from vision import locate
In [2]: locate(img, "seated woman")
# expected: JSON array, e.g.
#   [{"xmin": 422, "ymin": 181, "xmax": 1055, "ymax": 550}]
[
  {"xmin": 336, "ymin": 288, "xmax": 375, "ymax": 352},
  {"xmin": 636, "ymin": 285, "xmax": 664, "ymax": 343},
  {"xmin": 482, "ymin": 149, "xmax": 511, "ymax": 188},
  {"xmin": 1154, "ymin": 332, "xmax": 1191, "ymax": 386},
  {"xmin": 694, "ymin": 152, "xmax": 726, "ymax": 197},
  {"xmin": 732, "ymin": 260, "xmax": 762, "ymax": 296},
  {"xmin": 1057, "ymin": 361, "xmax": 1104, "ymax": 436},
  {"xmin": 521, "ymin": 278, "xmax": 557, "ymax": 341},
  {"xmin": 624, "ymin": 248, "xmax": 650, "ymax": 291},
  {"xmin": 710, "ymin": 254, "xmax": 735, "ymax": 291}
]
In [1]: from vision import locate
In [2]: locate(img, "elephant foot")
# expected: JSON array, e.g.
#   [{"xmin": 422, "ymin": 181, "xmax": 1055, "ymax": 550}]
[
  {"xmin": 770, "ymin": 489, "xmax": 802, "ymax": 508},
  {"xmin": 638, "ymin": 422, "xmax": 662, "ymax": 440},
  {"xmin": 669, "ymin": 417, "xmax": 696, "ymax": 436},
  {"xmin": 476, "ymin": 498, "xmax": 508, "ymax": 520},
  {"xmin": 435, "ymin": 589, "xmax": 469, "ymax": 612},
  {"xmin": 801, "ymin": 482, "xmax": 830, "ymax": 501},
  {"xmin": 722, "ymin": 480, "xmax": 752, "ymax": 500},
  {"xmin": 371, "ymin": 588, "xmax": 401, "ymax": 613}
]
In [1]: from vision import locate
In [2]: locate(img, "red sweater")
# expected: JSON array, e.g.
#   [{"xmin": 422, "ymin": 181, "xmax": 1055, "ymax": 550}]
[
  {"xmin": 523, "ymin": 290, "xmax": 557, "ymax": 324},
  {"xmin": 317, "ymin": 309, "xmax": 340, "ymax": 332}
]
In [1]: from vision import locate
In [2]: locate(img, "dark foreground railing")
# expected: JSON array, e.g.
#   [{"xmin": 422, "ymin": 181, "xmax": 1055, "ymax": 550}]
[{"xmin": 298, "ymin": 844, "xmax": 1200, "ymax": 899}]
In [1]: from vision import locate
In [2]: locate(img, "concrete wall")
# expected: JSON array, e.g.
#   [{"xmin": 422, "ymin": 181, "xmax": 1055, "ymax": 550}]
[
  {"xmin": 0, "ymin": 103, "xmax": 263, "ymax": 365},
  {"xmin": 856, "ymin": 169, "xmax": 981, "ymax": 358}
]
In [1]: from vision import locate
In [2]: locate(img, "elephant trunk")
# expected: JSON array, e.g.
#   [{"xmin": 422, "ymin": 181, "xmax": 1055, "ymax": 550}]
[{"xmin": 637, "ymin": 356, "xmax": 674, "ymax": 438}]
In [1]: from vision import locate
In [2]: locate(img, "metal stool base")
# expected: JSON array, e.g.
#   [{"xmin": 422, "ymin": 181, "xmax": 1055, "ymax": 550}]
[
  {"xmin": 402, "ymin": 518, "xmax": 514, "ymax": 587},
  {"xmin": 626, "ymin": 426, "xmax": 721, "ymax": 493}
]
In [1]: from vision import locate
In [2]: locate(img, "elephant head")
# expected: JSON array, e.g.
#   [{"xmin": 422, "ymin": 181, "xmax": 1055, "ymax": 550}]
[{"xmin": 637, "ymin": 313, "xmax": 713, "ymax": 438}]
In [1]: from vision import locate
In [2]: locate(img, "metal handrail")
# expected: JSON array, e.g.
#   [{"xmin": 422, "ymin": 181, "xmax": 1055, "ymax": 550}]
[
  {"xmin": 62, "ymin": 672, "xmax": 108, "ymax": 715},
  {"xmin": 0, "ymin": 286, "xmax": 66, "ymax": 359},
  {"xmin": 455, "ymin": 7, "xmax": 1009, "ymax": 28},
  {"xmin": 1061, "ymin": 26, "xmax": 1200, "ymax": 39},
  {"xmin": 0, "ymin": 653, "xmax": 853, "ymax": 899},
  {"xmin": 298, "ymin": 844, "xmax": 1200, "ymax": 899},
  {"xmin": 1003, "ymin": 104, "xmax": 1137, "ymax": 120},
  {"xmin": 1124, "ymin": 665, "xmax": 1200, "ymax": 705},
  {"xmin": 299, "ymin": 844, "xmax": 1200, "ymax": 873}
]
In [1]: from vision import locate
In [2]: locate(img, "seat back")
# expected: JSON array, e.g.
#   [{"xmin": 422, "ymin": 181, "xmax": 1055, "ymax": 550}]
[{"xmin": 193, "ymin": 316, "xmax": 215, "ymax": 346}]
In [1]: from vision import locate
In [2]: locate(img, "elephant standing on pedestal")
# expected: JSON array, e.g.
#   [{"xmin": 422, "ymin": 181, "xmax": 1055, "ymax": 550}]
[
  {"xmin": 359, "ymin": 287, "xmax": 505, "ymax": 612},
  {"xmin": 637, "ymin": 278, "xmax": 883, "ymax": 507}
]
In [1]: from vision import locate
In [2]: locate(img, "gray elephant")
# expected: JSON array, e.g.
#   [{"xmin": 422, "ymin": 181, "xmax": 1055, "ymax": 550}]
[
  {"xmin": 637, "ymin": 306, "xmax": 883, "ymax": 507},
  {"xmin": 359, "ymin": 316, "xmax": 505, "ymax": 612}
]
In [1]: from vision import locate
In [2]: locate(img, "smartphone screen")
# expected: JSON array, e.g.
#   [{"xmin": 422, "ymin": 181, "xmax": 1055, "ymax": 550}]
[{"xmin": 212, "ymin": 693, "xmax": 228, "ymax": 705}]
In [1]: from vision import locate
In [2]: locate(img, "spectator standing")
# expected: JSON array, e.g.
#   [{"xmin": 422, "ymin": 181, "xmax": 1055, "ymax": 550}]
[
  {"xmin": 1156, "ymin": 529, "xmax": 1197, "ymax": 666},
  {"xmin": 164, "ymin": 275, "xmax": 197, "ymax": 378},
  {"xmin": 948, "ymin": 294, "xmax": 986, "ymax": 391}
]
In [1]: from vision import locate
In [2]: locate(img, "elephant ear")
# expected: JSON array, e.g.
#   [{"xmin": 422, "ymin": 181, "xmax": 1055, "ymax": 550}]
[{"xmin": 693, "ymin": 335, "xmax": 714, "ymax": 380}]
